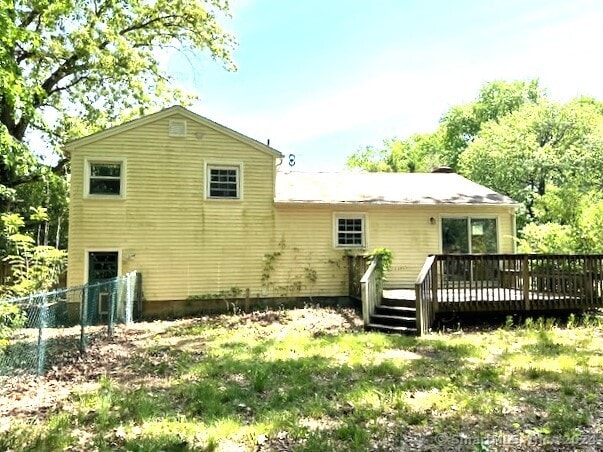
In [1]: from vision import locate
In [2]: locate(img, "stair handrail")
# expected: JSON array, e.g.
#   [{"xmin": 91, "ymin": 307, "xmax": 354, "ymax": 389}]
[
  {"xmin": 415, "ymin": 255, "xmax": 437, "ymax": 335},
  {"xmin": 360, "ymin": 256, "xmax": 382, "ymax": 326}
]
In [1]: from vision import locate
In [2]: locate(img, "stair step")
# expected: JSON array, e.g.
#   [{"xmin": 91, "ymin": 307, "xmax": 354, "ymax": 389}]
[
  {"xmin": 375, "ymin": 305, "xmax": 416, "ymax": 316},
  {"xmin": 381, "ymin": 298, "xmax": 415, "ymax": 308},
  {"xmin": 370, "ymin": 313, "xmax": 416, "ymax": 324},
  {"xmin": 366, "ymin": 323, "xmax": 418, "ymax": 334}
]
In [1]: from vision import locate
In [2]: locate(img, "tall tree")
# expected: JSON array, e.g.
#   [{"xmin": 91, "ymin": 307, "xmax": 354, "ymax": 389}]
[
  {"xmin": 347, "ymin": 79, "xmax": 545, "ymax": 173},
  {"xmin": 459, "ymin": 98, "xmax": 603, "ymax": 224},
  {"xmin": 0, "ymin": 0, "xmax": 236, "ymax": 196},
  {"xmin": 439, "ymin": 79, "xmax": 545, "ymax": 170},
  {"xmin": 347, "ymin": 132, "xmax": 444, "ymax": 173}
]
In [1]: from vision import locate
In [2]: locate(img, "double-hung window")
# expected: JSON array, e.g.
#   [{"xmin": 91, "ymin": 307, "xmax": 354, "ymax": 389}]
[
  {"xmin": 335, "ymin": 215, "xmax": 365, "ymax": 248},
  {"xmin": 87, "ymin": 161, "xmax": 124, "ymax": 196},
  {"xmin": 207, "ymin": 165, "xmax": 240, "ymax": 199}
]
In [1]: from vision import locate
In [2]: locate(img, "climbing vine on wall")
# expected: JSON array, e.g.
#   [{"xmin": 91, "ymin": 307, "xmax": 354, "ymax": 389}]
[
  {"xmin": 261, "ymin": 238, "xmax": 318, "ymax": 296},
  {"xmin": 369, "ymin": 247, "xmax": 393, "ymax": 281}
]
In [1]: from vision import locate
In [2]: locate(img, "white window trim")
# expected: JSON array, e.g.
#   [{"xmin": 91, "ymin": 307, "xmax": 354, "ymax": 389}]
[
  {"xmin": 83, "ymin": 248, "xmax": 122, "ymax": 285},
  {"xmin": 84, "ymin": 157, "xmax": 127, "ymax": 199},
  {"xmin": 333, "ymin": 213, "xmax": 367, "ymax": 249},
  {"xmin": 439, "ymin": 215, "xmax": 500, "ymax": 253},
  {"xmin": 204, "ymin": 161, "xmax": 244, "ymax": 200}
]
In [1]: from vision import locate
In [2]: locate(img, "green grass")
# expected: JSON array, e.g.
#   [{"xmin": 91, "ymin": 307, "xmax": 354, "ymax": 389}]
[{"xmin": 2, "ymin": 308, "xmax": 603, "ymax": 451}]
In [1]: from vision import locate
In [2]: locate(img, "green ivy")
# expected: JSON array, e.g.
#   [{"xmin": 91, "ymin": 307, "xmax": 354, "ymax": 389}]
[{"xmin": 369, "ymin": 247, "xmax": 393, "ymax": 280}]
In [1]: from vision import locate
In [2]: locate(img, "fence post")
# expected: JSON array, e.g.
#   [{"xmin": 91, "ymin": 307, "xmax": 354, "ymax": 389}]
[
  {"xmin": 108, "ymin": 281, "xmax": 116, "ymax": 336},
  {"xmin": 125, "ymin": 272, "xmax": 133, "ymax": 325},
  {"xmin": 79, "ymin": 286, "xmax": 88, "ymax": 353},
  {"xmin": 137, "ymin": 272, "xmax": 143, "ymax": 320},
  {"xmin": 37, "ymin": 295, "xmax": 48, "ymax": 376}
]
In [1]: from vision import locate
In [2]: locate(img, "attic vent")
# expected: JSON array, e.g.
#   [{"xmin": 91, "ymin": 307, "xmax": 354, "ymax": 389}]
[{"xmin": 169, "ymin": 119, "xmax": 187, "ymax": 137}]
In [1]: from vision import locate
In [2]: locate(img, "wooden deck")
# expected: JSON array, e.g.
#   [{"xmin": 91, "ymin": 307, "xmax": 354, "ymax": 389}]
[
  {"xmin": 385, "ymin": 287, "xmax": 603, "ymax": 312},
  {"xmin": 413, "ymin": 254, "xmax": 603, "ymax": 334},
  {"xmin": 350, "ymin": 254, "xmax": 603, "ymax": 336}
]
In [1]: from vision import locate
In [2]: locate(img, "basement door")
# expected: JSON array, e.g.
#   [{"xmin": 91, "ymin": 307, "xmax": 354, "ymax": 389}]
[{"xmin": 87, "ymin": 251, "xmax": 119, "ymax": 323}]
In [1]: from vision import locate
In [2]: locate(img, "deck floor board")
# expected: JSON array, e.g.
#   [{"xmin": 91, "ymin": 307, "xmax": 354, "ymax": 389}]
[{"xmin": 384, "ymin": 288, "xmax": 602, "ymax": 312}]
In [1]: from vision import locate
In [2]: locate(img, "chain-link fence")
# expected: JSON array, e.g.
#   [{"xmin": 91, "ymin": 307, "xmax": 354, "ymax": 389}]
[{"xmin": 0, "ymin": 271, "xmax": 141, "ymax": 376}]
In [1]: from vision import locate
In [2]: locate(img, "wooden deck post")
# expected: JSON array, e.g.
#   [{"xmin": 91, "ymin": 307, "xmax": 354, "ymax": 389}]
[
  {"xmin": 522, "ymin": 255, "xmax": 531, "ymax": 311},
  {"xmin": 431, "ymin": 260, "xmax": 438, "ymax": 313},
  {"xmin": 415, "ymin": 285, "xmax": 423, "ymax": 335},
  {"xmin": 584, "ymin": 257, "xmax": 593, "ymax": 303}
]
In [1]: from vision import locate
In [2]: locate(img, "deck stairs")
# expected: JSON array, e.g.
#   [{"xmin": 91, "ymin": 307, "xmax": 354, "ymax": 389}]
[{"xmin": 366, "ymin": 293, "xmax": 418, "ymax": 335}]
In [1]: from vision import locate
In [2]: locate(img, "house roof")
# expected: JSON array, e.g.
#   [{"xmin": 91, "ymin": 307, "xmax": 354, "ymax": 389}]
[
  {"xmin": 275, "ymin": 171, "xmax": 519, "ymax": 206},
  {"xmin": 63, "ymin": 105, "xmax": 283, "ymax": 158}
]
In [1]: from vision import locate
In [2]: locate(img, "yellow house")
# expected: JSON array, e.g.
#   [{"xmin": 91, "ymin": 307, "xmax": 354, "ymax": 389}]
[{"xmin": 66, "ymin": 106, "xmax": 518, "ymax": 319}]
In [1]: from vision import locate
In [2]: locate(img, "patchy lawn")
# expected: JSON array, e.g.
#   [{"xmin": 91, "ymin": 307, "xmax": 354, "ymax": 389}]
[{"xmin": 1, "ymin": 307, "xmax": 603, "ymax": 451}]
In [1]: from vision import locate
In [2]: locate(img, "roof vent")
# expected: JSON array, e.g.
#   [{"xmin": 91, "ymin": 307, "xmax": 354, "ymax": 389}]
[
  {"xmin": 169, "ymin": 119, "xmax": 187, "ymax": 137},
  {"xmin": 431, "ymin": 166, "xmax": 454, "ymax": 173}
]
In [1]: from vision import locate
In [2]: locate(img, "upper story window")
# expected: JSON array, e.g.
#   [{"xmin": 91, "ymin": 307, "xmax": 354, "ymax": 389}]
[
  {"xmin": 86, "ymin": 160, "xmax": 125, "ymax": 197},
  {"xmin": 335, "ymin": 215, "xmax": 365, "ymax": 248},
  {"xmin": 207, "ymin": 165, "xmax": 240, "ymax": 199}
]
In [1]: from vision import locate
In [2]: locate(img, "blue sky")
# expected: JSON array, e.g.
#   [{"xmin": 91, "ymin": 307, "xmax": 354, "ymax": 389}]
[{"xmin": 168, "ymin": 0, "xmax": 603, "ymax": 171}]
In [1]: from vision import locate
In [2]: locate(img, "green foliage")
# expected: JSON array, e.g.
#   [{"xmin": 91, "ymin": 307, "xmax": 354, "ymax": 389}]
[
  {"xmin": 0, "ymin": 301, "xmax": 27, "ymax": 351},
  {"xmin": 260, "ymin": 239, "xmax": 317, "ymax": 296},
  {"xmin": 577, "ymin": 198, "xmax": 603, "ymax": 253},
  {"xmin": 1, "ymin": 0, "xmax": 235, "ymax": 162},
  {"xmin": 517, "ymin": 223, "xmax": 579, "ymax": 253},
  {"xmin": 1, "ymin": 212, "xmax": 66, "ymax": 297},
  {"xmin": 347, "ymin": 132, "xmax": 443, "ymax": 173},
  {"xmin": 261, "ymin": 251, "xmax": 282, "ymax": 285},
  {"xmin": 15, "ymin": 172, "xmax": 70, "ymax": 248},
  {"xmin": 0, "ymin": 0, "xmax": 236, "ymax": 251},
  {"xmin": 369, "ymin": 247, "xmax": 393, "ymax": 280},
  {"xmin": 346, "ymin": 79, "xmax": 603, "ymax": 254},
  {"xmin": 459, "ymin": 99, "xmax": 603, "ymax": 226},
  {"xmin": 3, "ymin": 308, "xmax": 603, "ymax": 449},
  {"xmin": 347, "ymin": 79, "xmax": 544, "ymax": 173},
  {"xmin": 514, "ymin": 190, "xmax": 603, "ymax": 254},
  {"xmin": 440, "ymin": 79, "xmax": 545, "ymax": 169},
  {"xmin": 187, "ymin": 287, "xmax": 243, "ymax": 302}
]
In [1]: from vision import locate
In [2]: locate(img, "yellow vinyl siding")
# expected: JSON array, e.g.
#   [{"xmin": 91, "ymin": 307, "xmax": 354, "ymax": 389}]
[
  {"xmin": 364, "ymin": 205, "xmax": 514, "ymax": 287},
  {"xmin": 68, "ymin": 113, "xmax": 277, "ymax": 300},
  {"xmin": 68, "ymin": 111, "xmax": 516, "ymax": 306},
  {"xmin": 272, "ymin": 204, "xmax": 515, "ymax": 291}
]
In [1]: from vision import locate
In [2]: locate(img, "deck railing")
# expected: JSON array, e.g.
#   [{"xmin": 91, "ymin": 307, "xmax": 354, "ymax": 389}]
[
  {"xmin": 415, "ymin": 255, "xmax": 437, "ymax": 335},
  {"xmin": 436, "ymin": 254, "xmax": 526, "ymax": 309},
  {"xmin": 421, "ymin": 254, "xmax": 603, "ymax": 318},
  {"xmin": 360, "ymin": 257, "xmax": 382, "ymax": 326}
]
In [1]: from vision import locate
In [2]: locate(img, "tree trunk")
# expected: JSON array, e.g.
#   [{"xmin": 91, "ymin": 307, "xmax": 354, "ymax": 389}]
[{"xmin": 55, "ymin": 216, "xmax": 61, "ymax": 249}]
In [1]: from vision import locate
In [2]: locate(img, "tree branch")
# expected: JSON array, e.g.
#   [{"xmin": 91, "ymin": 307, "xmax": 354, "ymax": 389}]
[
  {"xmin": 47, "ymin": 73, "xmax": 91, "ymax": 96},
  {"xmin": 17, "ymin": 8, "xmax": 40, "ymax": 29},
  {"xmin": 119, "ymin": 14, "xmax": 181, "ymax": 35},
  {"xmin": 52, "ymin": 158, "xmax": 69, "ymax": 176}
]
